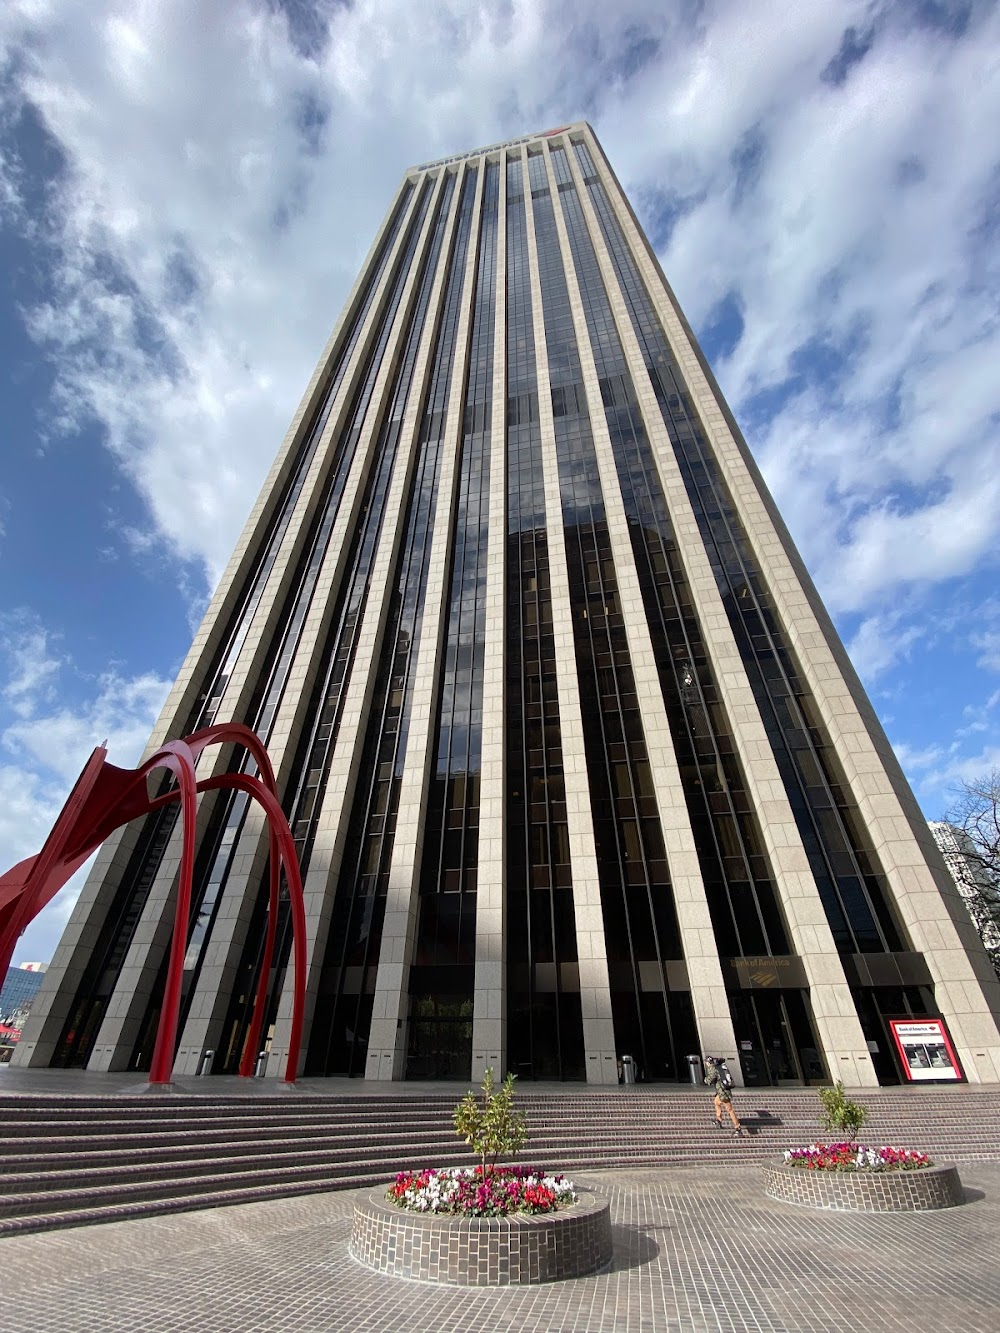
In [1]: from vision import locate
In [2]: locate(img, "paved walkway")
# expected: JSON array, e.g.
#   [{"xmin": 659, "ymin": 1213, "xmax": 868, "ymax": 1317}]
[{"xmin": 4, "ymin": 1162, "xmax": 998, "ymax": 1332}]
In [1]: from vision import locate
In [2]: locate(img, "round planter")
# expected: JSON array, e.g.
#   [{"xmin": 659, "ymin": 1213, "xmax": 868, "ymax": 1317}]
[
  {"xmin": 764, "ymin": 1161, "xmax": 964, "ymax": 1212},
  {"xmin": 350, "ymin": 1187, "xmax": 613, "ymax": 1285}
]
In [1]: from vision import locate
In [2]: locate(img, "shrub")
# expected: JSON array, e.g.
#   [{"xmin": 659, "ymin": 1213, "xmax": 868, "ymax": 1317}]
[
  {"xmin": 817, "ymin": 1081, "xmax": 868, "ymax": 1143},
  {"xmin": 453, "ymin": 1067, "xmax": 527, "ymax": 1176}
]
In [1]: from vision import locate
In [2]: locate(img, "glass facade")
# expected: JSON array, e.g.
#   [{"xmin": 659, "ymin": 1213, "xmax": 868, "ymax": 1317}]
[
  {"xmin": 307, "ymin": 167, "xmax": 479, "ymax": 1076},
  {"xmin": 504, "ymin": 155, "xmax": 585, "ymax": 1081},
  {"xmin": 127, "ymin": 176, "xmax": 441, "ymax": 1072},
  {"xmin": 407, "ymin": 160, "xmax": 500, "ymax": 1077},
  {"xmin": 49, "ymin": 180, "xmax": 423, "ymax": 1069},
  {"xmin": 573, "ymin": 140, "xmax": 923, "ymax": 1072},
  {"xmin": 25, "ymin": 124, "xmax": 999, "ymax": 1091}
]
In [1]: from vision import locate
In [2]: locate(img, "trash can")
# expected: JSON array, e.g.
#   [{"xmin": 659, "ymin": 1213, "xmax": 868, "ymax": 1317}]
[
  {"xmin": 686, "ymin": 1053, "xmax": 703, "ymax": 1085},
  {"xmin": 621, "ymin": 1054, "xmax": 636, "ymax": 1085},
  {"xmin": 198, "ymin": 1049, "xmax": 214, "ymax": 1076}
]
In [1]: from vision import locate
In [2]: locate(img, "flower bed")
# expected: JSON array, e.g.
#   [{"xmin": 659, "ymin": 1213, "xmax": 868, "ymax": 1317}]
[
  {"xmin": 765, "ymin": 1154, "xmax": 963, "ymax": 1212},
  {"xmin": 783, "ymin": 1143, "xmax": 933, "ymax": 1172},
  {"xmin": 351, "ymin": 1185, "xmax": 613, "ymax": 1285},
  {"xmin": 386, "ymin": 1165, "xmax": 576, "ymax": 1217},
  {"xmin": 765, "ymin": 1083, "xmax": 964, "ymax": 1210},
  {"xmin": 352, "ymin": 1070, "xmax": 613, "ymax": 1283}
]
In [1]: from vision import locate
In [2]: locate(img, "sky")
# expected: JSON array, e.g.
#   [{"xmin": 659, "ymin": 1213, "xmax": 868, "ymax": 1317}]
[{"xmin": 1, "ymin": 0, "xmax": 998, "ymax": 968}]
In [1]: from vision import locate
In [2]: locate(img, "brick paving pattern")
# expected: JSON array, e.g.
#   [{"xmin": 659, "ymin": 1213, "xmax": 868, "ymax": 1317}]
[{"xmin": 4, "ymin": 1162, "xmax": 999, "ymax": 1332}]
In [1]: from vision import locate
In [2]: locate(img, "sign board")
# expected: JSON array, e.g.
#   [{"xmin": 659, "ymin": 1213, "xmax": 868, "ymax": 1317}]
[
  {"xmin": 726, "ymin": 955, "xmax": 807, "ymax": 990},
  {"xmin": 887, "ymin": 1017, "xmax": 963, "ymax": 1082}
]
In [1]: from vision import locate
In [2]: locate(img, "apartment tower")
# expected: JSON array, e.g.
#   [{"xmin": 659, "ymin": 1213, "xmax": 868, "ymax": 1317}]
[{"xmin": 16, "ymin": 124, "xmax": 1000, "ymax": 1087}]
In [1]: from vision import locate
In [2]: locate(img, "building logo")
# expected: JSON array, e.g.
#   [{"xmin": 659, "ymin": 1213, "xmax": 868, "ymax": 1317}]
[
  {"xmin": 728, "ymin": 955, "xmax": 806, "ymax": 990},
  {"xmin": 749, "ymin": 970, "xmax": 777, "ymax": 988}
]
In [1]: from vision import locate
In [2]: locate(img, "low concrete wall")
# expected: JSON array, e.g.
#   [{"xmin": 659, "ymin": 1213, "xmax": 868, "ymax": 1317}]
[
  {"xmin": 350, "ymin": 1187, "xmax": 613, "ymax": 1285},
  {"xmin": 764, "ymin": 1162, "xmax": 964, "ymax": 1211}
]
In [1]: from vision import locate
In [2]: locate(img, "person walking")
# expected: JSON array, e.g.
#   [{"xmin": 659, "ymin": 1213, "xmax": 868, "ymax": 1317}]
[{"xmin": 704, "ymin": 1056, "xmax": 745, "ymax": 1136}]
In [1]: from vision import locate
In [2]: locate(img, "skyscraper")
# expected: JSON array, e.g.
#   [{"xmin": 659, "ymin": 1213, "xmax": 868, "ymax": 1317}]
[
  {"xmin": 928, "ymin": 822, "xmax": 1000, "ymax": 959},
  {"xmin": 16, "ymin": 124, "xmax": 1000, "ymax": 1087}
]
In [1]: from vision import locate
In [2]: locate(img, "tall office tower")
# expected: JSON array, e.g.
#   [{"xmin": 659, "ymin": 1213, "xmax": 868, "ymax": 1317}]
[
  {"xmin": 17, "ymin": 124, "xmax": 1000, "ymax": 1087},
  {"xmin": 928, "ymin": 823, "xmax": 1000, "ymax": 958}
]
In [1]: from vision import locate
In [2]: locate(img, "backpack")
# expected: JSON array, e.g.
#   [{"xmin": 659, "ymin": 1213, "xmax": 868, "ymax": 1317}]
[{"xmin": 705, "ymin": 1059, "xmax": 733, "ymax": 1090}]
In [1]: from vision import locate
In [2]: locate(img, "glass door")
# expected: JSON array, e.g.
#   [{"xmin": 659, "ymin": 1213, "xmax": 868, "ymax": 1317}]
[{"xmin": 727, "ymin": 990, "xmax": 806, "ymax": 1086}]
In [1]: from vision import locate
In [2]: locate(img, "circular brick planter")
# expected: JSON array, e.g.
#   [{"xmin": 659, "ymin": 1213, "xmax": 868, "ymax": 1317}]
[
  {"xmin": 764, "ymin": 1161, "xmax": 964, "ymax": 1212},
  {"xmin": 350, "ymin": 1187, "xmax": 613, "ymax": 1285}
]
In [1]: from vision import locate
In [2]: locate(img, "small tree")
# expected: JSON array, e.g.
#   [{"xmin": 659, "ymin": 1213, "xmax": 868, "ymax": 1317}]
[
  {"xmin": 818, "ymin": 1082, "xmax": 868, "ymax": 1143},
  {"xmin": 453, "ymin": 1067, "xmax": 527, "ymax": 1176}
]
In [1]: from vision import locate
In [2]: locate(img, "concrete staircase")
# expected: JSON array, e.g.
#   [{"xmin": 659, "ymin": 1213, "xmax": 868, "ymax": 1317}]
[{"xmin": 1, "ymin": 1085, "xmax": 997, "ymax": 1236}]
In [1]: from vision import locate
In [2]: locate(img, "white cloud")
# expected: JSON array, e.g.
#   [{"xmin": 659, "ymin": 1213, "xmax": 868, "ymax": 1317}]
[
  {"xmin": 846, "ymin": 610, "xmax": 924, "ymax": 683},
  {"xmin": 912, "ymin": 743, "xmax": 1000, "ymax": 818},
  {"xmin": 1, "ymin": 0, "xmax": 626, "ymax": 582},
  {"xmin": 0, "ymin": 613, "xmax": 171, "ymax": 963},
  {"xmin": 2, "ymin": 0, "xmax": 992, "ymax": 623},
  {"xmin": 4, "ymin": 667, "xmax": 171, "ymax": 785},
  {"xmin": 602, "ymin": 3, "xmax": 1000, "ymax": 621},
  {"xmin": 973, "ymin": 631, "xmax": 1000, "ymax": 674},
  {"xmin": 0, "ymin": 0, "xmax": 998, "ymax": 897},
  {"xmin": 957, "ymin": 688, "xmax": 1000, "ymax": 739},
  {"xmin": 891, "ymin": 738, "xmax": 944, "ymax": 776},
  {"xmin": 0, "ymin": 614, "xmax": 62, "ymax": 718}
]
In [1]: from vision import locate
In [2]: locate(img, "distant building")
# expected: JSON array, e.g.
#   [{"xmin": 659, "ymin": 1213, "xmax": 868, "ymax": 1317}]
[
  {"xmin": 14, "ymin": 123, "xmax": 1000, "ymax": 1087},
  {"xmin": 0, "ymin": 964, "xmax": 47, "ymax": 1025},
  {"xmin": 928, "ymin": 822, "xmax": 1000, "ymax": 955}
]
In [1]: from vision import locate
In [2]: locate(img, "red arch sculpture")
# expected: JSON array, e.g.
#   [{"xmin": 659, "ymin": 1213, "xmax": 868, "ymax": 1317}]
[{"xmin": 0, "ymin": 723, "xmax": 306, "ymax": 1086}]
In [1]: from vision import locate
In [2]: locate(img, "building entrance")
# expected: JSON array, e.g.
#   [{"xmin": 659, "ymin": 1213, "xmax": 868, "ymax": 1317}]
[
  {"xmin": 405, "ymin": 994, "xmax": 473, "ymax": 1080},
  {"xmin": 727, "ymin": 990, "xmax": 827, "ymax": 1086}
]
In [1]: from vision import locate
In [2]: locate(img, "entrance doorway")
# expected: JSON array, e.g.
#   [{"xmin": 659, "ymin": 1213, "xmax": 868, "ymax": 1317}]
[
  {"xmin": 405, "ymin": 994, "xmax": 473, "ymax": 1080},
  {"xmin": 727, "ymin": 990, "xmax": 827, "ymax": 1086}
]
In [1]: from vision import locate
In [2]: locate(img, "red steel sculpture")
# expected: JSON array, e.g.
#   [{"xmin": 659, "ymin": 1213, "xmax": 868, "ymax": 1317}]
[{"xmin": 0, "ymin": 724, "xmax": 306, "ymax": 1086}]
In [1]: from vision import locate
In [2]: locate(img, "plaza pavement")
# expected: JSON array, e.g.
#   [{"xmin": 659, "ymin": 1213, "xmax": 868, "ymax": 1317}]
[{"xmin": 3, "ymin": 1159, "xmax": 998, "ymax": 1332}]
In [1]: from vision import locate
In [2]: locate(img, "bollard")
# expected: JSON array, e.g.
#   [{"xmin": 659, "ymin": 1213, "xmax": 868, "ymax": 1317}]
[{"xmin": 198, "ymin": 1049, "xmax": 214, "ymax": 1076}]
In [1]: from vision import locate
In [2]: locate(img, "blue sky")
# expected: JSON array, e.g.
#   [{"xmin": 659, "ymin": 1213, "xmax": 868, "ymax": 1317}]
[{"xmin": 1, "ymin": 0, "xmax": 998, "ymax": 966}]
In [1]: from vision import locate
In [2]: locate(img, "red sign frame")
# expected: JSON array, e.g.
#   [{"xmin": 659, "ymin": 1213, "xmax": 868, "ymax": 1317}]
[{"xmin": 887, "ymin": 1017, "xmax": 963, "ymax": 1082}]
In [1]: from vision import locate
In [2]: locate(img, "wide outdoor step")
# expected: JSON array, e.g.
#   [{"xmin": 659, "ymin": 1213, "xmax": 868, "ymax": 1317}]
[
  {"xmin": 0, "ymin": 1118, "xmax": 456, "ymax": 1150},
  {"xmin": 0, "ymin": 1103, "xmax": 456, "ymax": 1127},
  {"xmin": 0, "ymin": 1110, "xmax": 985, "ymax": 1137},
  {"xmin": 0, "ymin": 1147, "xmax": 476, "ymax": 1214},
  {"xmin": 0, "ymin": 1125, "xmax": 815, "ymax": 1181},
  {"xmin": 0, "ymin": 1166, "xmax": 402, "ymax": 1234},
  {"xmin": 0, "ymin": 1139, "xmax": 794, "ymax": 1230},
  {"xmin": 0, "ymin": 1120, "xmax": 836, "ymax": 1179},
  {"xmin": 1, "ymin": 1085, "xmax": 998, "ymax": 1236},
  {"xmin": 2, "ymin": 1111, "xmax": 985, "ymax": 1157}
]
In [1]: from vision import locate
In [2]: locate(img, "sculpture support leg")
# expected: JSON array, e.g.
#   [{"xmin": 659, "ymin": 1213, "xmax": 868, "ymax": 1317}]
[
  {"xmin": 148, "ymin": 755, "xmax": 198, "ymax": 1086},
  {"xmin": 240, "ymin": 827, "xmax": 280, "ymax": 1078},
  {"xmin": 194, "ymin": 770, "xmax": 307, "ymax": 1084},
  {"xmin": 285, "ymin": 836, "xmax": 307, "ymax": 1083}
]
